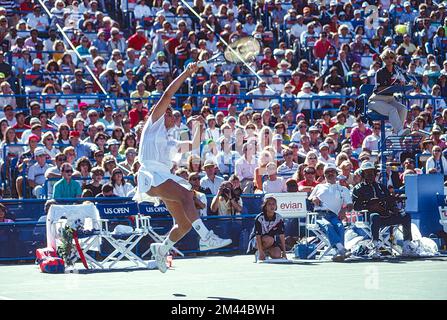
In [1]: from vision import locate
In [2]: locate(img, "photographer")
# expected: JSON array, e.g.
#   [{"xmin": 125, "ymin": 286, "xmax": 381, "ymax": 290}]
[
  {"xmin": 352, "ymin": 162, "xmax": 417, "ymax": 258},
  {"xmin": 210, "ymin": 181, "xmax": 243, "ymax": 216}
]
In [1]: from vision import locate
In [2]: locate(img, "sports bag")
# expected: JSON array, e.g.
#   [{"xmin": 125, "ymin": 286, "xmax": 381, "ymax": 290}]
[{"xmin": 36, "ymin": 248, "xmax": 65, "ymax": 274}]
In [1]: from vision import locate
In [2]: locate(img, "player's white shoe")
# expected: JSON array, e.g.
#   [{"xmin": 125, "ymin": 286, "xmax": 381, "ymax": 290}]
[
  {"xmin": 150, "ymin": 243, "xmax": 168, "ymax": 273},
  {"xmin": 199, "ymin": 230, "xmax": 232, "ymax": 251}
]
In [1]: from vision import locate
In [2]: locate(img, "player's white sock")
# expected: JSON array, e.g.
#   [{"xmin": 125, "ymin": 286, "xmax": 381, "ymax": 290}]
[
  {"xmin": 159, "ymin": 237, "xmax": 176, "ymax": 256},
  {"xmin": 192, "ymin": 219, "xmax": 210, "ymax": 239}
]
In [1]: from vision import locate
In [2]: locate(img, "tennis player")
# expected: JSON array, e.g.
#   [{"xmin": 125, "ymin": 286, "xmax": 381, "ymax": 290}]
[{"xmin": 134, "ymin": 62, "xmax": 232, "ymax": 273}]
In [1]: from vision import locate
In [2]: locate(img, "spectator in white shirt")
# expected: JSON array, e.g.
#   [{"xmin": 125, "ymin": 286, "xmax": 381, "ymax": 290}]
[
  {"xmin": 150, "ymin": 51, "xmax": 170, "ymax": 80},
  {"xmin": 110, "ymin": 167, "xmax": 133, "ymax": 197},
  {"xmin": 22, "ymin": 147, "xmax": 53, "ymax": 199},
  {"xmin": 246, "ymin": 81, "xmax": 276, "ymax": 111},
  {"xmin": 134, "ymin": 0, "xmax": 153, "ymax": 20},
  {"xmin": 204, "ymin": 114, "xmax": 220, "ymax": 142},
  {"xmin": 290, "ymin": 14, "xmax": 307, "ymax": 41},
  {"xmin": 263, "ymin": 162, "xmax": 287, "ymax": 193},
  {"xmin": 51, "ymin": 102, "xmax": 67, "ymax": 126},
  {"xmin": 216, "ymin": 137, "xmax": 240, "ymax": 175},
  {"xmin": 362, "ymin": 122, "xmax": 381, "ymax": 153},
  {"xmin": 26, "ymin": 6, "xmax": 49, "ymax": 32},
  {"xmin": 296, "ymin": 82, "xmax": 315, "ymax": 114},
  {"xmin": 235, "ymin": 141, "xmax": 257, "ymax": 193},
  {"xmin": 200, "ymin": 159, "xmax": 224, "ymax": 195},
  {"xmin": 318, "ymin": 142, "xmax": 336, "ymax": 165},
  {"xmin": 243, "ymin": 14, "xmax": 256, "ymax": 35},
  {"xmin": 277, "ymin": 148, "xmax": 299, "ymax": 178}
]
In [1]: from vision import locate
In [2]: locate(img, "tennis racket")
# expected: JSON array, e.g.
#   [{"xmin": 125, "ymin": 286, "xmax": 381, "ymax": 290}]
[{"xmin": 197, "ymin": 37, "xmax": 261, "ymax": 68}]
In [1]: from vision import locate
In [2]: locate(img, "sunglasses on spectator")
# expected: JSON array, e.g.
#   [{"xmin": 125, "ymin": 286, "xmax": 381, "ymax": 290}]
[
  {"xmin": 308, "ymin": 156, "xmax": 317, "ymax": 159},
  {"xmin": 57, "ymin": 157, "xmax": 66, "ymax": 161},
  {"xmin": 305, "ymin": 170, "xmax": 316, "ymax": 174},
  {"xmin": 64, "ymin": 169, "xmax": 73, "ymax": 173}
]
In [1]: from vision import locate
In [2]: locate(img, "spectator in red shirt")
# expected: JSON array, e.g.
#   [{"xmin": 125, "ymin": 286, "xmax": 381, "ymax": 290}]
[
  {"xmin": 260, "ymin": 47, "xmax": 278, "ymax": 71},
  {"xmin": 127, "ymin": 26, "xmax": 148, "ymax": 51},
  {"xmin": 313, "ymin": 31, "xmax": 331, "ymax": 60},
  {"xmin": 286, "ymin": 70, "xmax": 304, "ymax": 94},
  {"xmin": 12, "ymin": 112, "xmax": 31, "ymax": 139},
  {"xmin": 211, "ymin": 84, "xmax": 236, "ymax": 115},
  {"xmin": 297, "ymin": 166, "xmax": 319, "ymax": 193},
  {"xmin": 128, "ymin": 98, "xmax": 148, "ymax": 128},
  {"xmin": 20, "ymin": 0, "xmax": 34, "ymax": 12},
  {"xmin": 321, "ymin": 110, "xmax": 336, "ymax": 136}
]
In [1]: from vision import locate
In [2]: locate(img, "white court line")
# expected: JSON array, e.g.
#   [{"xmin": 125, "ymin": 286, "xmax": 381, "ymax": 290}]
[{"xmin": 0, "ymin": 296, "xmax": 14, "ymax": 300}]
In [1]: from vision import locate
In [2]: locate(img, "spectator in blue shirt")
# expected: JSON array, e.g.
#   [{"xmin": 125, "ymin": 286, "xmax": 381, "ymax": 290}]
[
  {"xmin": 24, "ymin": 58, "xmax": 43, "ymax": 87},
  {"xmin": 68, "ymin": 130, "xmax": 94, "ymax": 161},
  {"xmin": 53, "ymin": 162, "xmax": 82, "ymax": 199},
  {"xmin": 121, "ymin": 69, "xmax": 137, "ymax": 96}
]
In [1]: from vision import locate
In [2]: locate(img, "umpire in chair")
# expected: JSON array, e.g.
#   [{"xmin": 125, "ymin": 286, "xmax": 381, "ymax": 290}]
[{"xmin": 352, "ymin": 162, "xmax": 418, "ymax": 258}]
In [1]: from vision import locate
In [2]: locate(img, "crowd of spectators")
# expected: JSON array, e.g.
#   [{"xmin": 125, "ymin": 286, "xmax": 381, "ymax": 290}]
[{"xmin": 0, "ymin": 0, "xmax": 446, "ymax": 218}]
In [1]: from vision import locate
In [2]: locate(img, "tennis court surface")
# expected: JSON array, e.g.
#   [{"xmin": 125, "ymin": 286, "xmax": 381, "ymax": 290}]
[{"xmin": 1, "ymin": 255, "xmax": 446, "ymax": 300}]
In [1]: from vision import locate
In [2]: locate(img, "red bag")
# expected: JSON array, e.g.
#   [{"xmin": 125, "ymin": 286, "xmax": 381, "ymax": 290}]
[{"xmin": 36, "ymin": 248, "xmax": 65, "ymax": 274}]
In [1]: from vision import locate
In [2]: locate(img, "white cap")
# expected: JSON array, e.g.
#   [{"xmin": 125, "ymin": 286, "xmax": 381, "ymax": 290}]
[
  {"xmin": 273, "ymin": 134, "xmax": 283, "ymax": 141},
  {"xmin": 324, "ymin": 163, "xmax": 338, "ymax": 173},
  {"xmin": 403, "ymin": 1, "xmax": 411, "ymax": 6},
  {"xmin": 34, "ymin": 147, "xmax": 46, "ymax": 157},
  {"xmin": 203, "ymin": 159, "xmax": 217, "ymax": 168},
  {"xmin": 319, "ymin": 142, "xmax": 329, "ymax": 150},
  {"xmin": 360, "ymin": 161, "xmax": 376, "ymax": 171},
  {"xmin": 33, "ymin": 58, "xmax": 42, "ymax": 65},
  {"xmin": 302, "ymin": 82, "xmax": 312, "ymax": 89},
  {"xmin": 273, "ymin": 48, "xmax": 285, "ymax": 56}
]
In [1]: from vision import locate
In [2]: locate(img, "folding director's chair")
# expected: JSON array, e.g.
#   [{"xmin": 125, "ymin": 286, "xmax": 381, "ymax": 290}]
[
  {"xmin": 47, "ymin": 203, "xmax": 103, "ymax": 269},
  {"xmin": 350, "ymin": 210, "xmax": 402, "ymax": 256},
  {"xmin": 305, "ymin": 212, "xmax": 333, "ymax": 260},
  {"xmin": 96, "ymin": 202, "xmax": 151, "ymax": 268}
]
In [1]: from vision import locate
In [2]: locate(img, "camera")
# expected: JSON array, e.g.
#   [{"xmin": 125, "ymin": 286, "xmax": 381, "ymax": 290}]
[{"xmin": 221, "ymin": 187, "xmax": 232, "ymax": 199}]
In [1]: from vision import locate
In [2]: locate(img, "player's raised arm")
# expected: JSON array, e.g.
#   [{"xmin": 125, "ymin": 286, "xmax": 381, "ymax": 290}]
[{"xmin": 150, "ymin": 62, "xmax": 199, "ymax": 123}]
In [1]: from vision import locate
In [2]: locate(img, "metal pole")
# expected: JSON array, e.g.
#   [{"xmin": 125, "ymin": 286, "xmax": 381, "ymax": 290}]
[{"xmin": 37, "ymin": 0, "xmax": 108, "ymax": 95}]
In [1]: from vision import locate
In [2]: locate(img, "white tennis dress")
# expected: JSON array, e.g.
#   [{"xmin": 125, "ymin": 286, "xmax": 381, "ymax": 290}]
[{"xmin": 133, "ymin": 114, "xmax": 191, "ymax": 204}]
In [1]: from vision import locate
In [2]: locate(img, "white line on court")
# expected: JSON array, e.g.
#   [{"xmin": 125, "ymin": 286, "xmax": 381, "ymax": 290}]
[{"xmin": 0, "ymin": 296, "xmax": 14, "ymax": 300}]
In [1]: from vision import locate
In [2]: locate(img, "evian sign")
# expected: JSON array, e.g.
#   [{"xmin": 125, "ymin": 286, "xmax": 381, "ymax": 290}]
[{"xmin": 265, "ymin": 192, "xmax": 308, "ymax": 218}]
